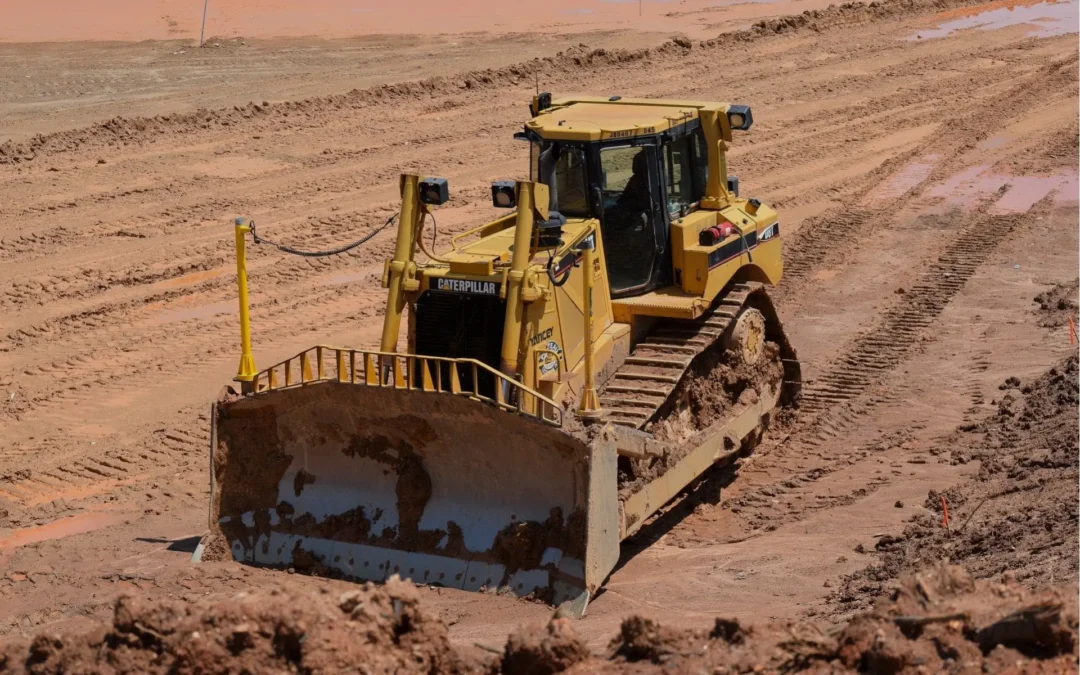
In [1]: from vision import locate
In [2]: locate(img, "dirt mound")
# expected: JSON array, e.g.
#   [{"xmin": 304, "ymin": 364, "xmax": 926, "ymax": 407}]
[
  {"xmin": 833, "ymin": 356, "xmax": 1079, "ymax": 613},
  {"xmin": 501, "ymin": 617, "xmax": 589, "ymax": 675},
  {"xmin": 571, "ymin": 565, "xmax": 1077, "ymax": 672},
  {"xmin": 0, "ymin": 576, "xmax": 483, "ymax": 674},
  {"xmin": 1034, "ymin": 279, "xmax": 1078, "ymax": 328},
  {"xmin": 4, "ymin": 565, "xmax": 1072, "ymax": 674}
]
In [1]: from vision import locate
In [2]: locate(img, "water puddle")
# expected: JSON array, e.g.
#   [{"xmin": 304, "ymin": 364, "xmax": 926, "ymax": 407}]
[
  {"xmin": 926, "ymin": 165, "xmax": 1079, "ymax": 213},
  {"xmin": 909, "ymin": 0, "xmax": 1079, "ymax": 39},
  {"xmin": 0, "ymin": 511, "xmax": 126, "ymax": 564},
  {"xmin": 865, "ymin": 155, "xmax": 942, "ymax": 203}
]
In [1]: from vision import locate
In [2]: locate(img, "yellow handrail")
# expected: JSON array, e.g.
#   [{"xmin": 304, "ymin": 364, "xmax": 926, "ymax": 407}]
[
  {"xmin": 248, "ymin": 345, "xmax": 563, "ymax": 427},
  {"xmin": 449, "ymin": 212, "xmax": 516, "ymax": 250}
]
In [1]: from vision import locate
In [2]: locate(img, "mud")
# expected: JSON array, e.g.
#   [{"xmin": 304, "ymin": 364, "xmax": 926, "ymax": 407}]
[
  {"xmin": 211, "ymin": 399, "xmax": 295, "ymax": 547},
  {"xmin": 833, "ymin": 356, "xmax": 1079, "ymax": 615},
  {"xmin": 0, "ymin": 0, "xmax": 1009, "ymax": 168},
  {"xmin": 1033, "ymin": 279, "xmax": 1078, "ymax": 328},
  {"xmin": 491, "ymin": 508, "xmax": 587, "ymax": 578},
  {"xmin": 291, "ymin": 468, "xmax": 316, "ymax": 498},
  {"xmin": 589, "ymin": 564, "xmax": 1079, "ymax": 673},
  {"xmin": 0, "ymin": 576, "xmax": 479, "ymax": 674},
  {"xmin": 617, "ymin": 341, "xmax": 784, "ymax": 500}
]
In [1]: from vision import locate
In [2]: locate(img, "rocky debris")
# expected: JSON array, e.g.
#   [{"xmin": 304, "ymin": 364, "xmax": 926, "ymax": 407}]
[
  {"xmin": 1033, "ymin": 279, "xmax": 1078, "ymax": 328},
  {"xmin": 834, "ymin": 357, "xmax": 1079, "ymax": 613},
  {"xmin": 0, "ymin": 576, "xmax": 480, "ymax": 674}
]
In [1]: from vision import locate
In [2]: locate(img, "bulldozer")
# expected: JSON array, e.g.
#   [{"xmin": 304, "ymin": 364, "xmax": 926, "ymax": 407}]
[{"xmin": 203, "ymin": 94, "xmax": 800, "ymax": 616}]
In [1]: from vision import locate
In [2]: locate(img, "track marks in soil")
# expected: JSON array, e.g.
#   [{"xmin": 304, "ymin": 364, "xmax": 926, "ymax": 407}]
[{"xmin": 799, "ymin": 207, "xmax": 1025, "ymax": 413}]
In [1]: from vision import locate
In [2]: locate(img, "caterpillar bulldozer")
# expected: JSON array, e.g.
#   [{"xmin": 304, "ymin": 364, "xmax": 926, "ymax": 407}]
[{"xmin": 203, "ymin": 94, "xmax": 800, "ymax": 616}]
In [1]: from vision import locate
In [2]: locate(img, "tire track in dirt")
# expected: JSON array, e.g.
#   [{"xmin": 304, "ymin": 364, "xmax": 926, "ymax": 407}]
[{"xmin": 798, "ymin": 207, "xmax": 1027, "ymax": 413}]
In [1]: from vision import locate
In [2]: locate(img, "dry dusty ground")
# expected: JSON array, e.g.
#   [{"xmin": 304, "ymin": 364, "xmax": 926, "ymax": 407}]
[{"xmin": 0, "ymin": 0, "xmax": 1077, "ymax": 659}]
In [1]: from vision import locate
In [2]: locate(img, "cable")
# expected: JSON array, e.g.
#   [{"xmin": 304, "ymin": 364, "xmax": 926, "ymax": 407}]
[
  {"xmin": 546, "ymin": 246, "xmax": 573, "ymax": 287},
  {"xmin": 416, "ymin": 207, "xmax": 454, "ymax": 264},
  {"xmin": 249, "ymin": 213, "xmax": 396, "ymax": 258}
]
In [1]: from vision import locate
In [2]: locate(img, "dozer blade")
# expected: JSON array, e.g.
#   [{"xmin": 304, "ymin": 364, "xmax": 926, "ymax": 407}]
[{"xmin": 207, "ymin": 382, "xmax": 620, "ymax": 614}]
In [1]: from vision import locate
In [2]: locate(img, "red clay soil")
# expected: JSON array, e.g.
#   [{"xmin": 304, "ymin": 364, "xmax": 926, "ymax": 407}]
[
  {"xmin": 0, "ymin": 577, "xmax": 484, "ymax": 674},
  {"xmin": 832, "ymin": 356, "xmax": 1080, "ymax": 615},
  {"xmin": 1, "ymin": 565, "xmax": 1075, "ymax": 674}
]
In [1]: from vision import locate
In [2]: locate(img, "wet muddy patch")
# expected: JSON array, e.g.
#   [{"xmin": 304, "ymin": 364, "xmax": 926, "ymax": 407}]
[{"xmin": 910, "ymin": 0, "xmax": 1079, "ymax": 39}]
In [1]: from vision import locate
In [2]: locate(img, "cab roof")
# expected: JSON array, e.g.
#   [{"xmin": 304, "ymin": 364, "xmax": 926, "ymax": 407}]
[{"xmin": 525, "ymin": 96, "xmax": 730, "ymax": 142}]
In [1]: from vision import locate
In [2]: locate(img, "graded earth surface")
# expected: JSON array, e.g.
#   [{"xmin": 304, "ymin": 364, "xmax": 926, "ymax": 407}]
[{"xmin": 0, "ymin": 0, "xmax": 1077, "ymax": 669}]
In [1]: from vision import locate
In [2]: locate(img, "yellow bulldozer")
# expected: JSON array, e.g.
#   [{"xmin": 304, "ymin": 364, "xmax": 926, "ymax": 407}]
[{"xmin": 203, "ymin": 94, "xmax": 800, "ymax": 616}]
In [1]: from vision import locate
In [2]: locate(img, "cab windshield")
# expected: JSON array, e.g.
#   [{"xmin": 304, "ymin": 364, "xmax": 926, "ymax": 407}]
[{"xmin": 532, "ymin": 142, "xmax": 589, "ymax": 217}]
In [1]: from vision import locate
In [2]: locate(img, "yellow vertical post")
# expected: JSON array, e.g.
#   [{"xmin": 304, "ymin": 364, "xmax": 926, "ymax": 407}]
[
  {"xmin": 380, "ymin": 174, "xmax": 420, "ymax": 353},
  {"xmin": 577, "ymin": 237, "xmax": 603, "ymax": 419},
  {"xmin": 699, "ymin": 108, "xmax": 731, "ymax": 209},
  {"xmin": 233, "ymin": 218, "xmax": 258, "ymax": 392},
  {"xmin": 498, "ymin": 181, "xmax": 535, "ymax": 380}
]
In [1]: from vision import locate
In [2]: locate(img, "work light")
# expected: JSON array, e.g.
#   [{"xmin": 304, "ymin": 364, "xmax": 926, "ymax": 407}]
[
  {"xmin": 491, "ymin": 181, "xmax": 516, "ymax": 208},
  {"xmin": 727, "ymin": 105, "xmax": 753, "ymax": 131},
  {"xmin": 419, "ymin": 177, "xmax": 449, "ymax": 205}
]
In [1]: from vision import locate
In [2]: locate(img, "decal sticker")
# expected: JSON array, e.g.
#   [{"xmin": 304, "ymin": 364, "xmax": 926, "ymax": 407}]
[
  {"xmin": 530, "ymin": 327, "xmax": 554, "ymax": 346},
  {"xmin": 537, "ymin": 340, "xmax": 563, "ymax": 375},
  {"xmin": 435, "ymin": 277, "xmax": 498, "ymax": 295},
  {"xmin": 758, "ymin": 222, "xmax": 780, "ymax": 242},
  {"xmin": 609, "ymin": 126, "xmax": 654, "ymax": 139},
  {"xmin": 707, "ymin": 230, "xmax": 758, "ymax": 269}
]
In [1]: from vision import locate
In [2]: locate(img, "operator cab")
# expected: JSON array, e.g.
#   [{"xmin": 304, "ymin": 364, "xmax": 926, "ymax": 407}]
[{"xmin": 521, "ymin": 98, "xmax": 716, "ymax": 298}]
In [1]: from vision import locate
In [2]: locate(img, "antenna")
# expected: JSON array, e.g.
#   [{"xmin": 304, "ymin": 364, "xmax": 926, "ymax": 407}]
[{"xmin": 535, "ymin": 70, "xmax": 539, "ymax": 95}]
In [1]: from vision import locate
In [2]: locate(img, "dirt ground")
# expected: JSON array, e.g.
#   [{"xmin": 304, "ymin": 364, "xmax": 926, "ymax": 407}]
[{"xmin": 0, "ymin": 0, "xmax": 1078, "ymax": 662}]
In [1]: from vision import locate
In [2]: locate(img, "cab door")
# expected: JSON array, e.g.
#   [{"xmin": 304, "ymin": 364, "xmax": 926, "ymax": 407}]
[{"xmin": 595, "ymin": 143, "xmax": 667, "ymax": 297}]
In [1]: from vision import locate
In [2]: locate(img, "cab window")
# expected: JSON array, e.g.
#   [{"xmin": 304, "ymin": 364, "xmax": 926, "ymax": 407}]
[
  {"xmin": 662, "ymin": 129, "xmax": 708, "ymax": 216},
  {"xmin": 599, "ymin": 145, "xmax": 656, "ymax": 293},
  {"xmin": 532, "ymin": 142, "xmax": 589, "ymax": 217},
  {"xmin": 553, "ymin": 148, "xmax": 589, "ymax": 216}
]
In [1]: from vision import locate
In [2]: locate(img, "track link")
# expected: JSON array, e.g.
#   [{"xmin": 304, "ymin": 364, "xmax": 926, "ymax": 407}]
[{"xmin": 599, "ymin": 283, "xmax": 800, "ymax": 429}]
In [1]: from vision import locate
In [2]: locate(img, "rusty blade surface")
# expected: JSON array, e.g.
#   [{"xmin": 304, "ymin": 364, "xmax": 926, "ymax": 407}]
[{"xmin": 209, "ymin": 382, "xmax": 606, "ymax": 606}]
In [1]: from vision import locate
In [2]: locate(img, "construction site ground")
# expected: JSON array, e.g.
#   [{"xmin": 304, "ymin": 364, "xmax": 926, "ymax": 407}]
[{"xmin": 1, "ymin": 0, "xmax": 1077, "ymax": 663}]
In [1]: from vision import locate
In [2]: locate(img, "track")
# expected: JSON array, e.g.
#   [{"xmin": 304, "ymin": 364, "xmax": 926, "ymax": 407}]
[{"xmin": 599, "ymin": 284, "xmax": 800, "ymax": 428}]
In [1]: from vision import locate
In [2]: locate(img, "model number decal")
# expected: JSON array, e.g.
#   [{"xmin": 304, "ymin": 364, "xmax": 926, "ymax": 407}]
[
  {"xmin": 609, "ymin": 126, "xmax": 655, "ymax": 139},
  {"xmin": 435, "ymin": 278, "xmax": 498, "ymax": 295}
]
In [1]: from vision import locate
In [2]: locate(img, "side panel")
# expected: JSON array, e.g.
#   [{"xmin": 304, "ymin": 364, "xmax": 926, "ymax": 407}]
[{"xmin": 678, "ymin": 202, "xmax": 782, "ymax": 300}]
